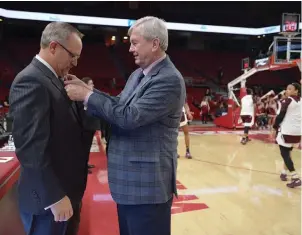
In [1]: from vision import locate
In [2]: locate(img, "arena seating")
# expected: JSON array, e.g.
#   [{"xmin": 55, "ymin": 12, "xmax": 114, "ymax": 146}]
[{"xmin": 0, "ymin": 41, "xmax": 300, "ymax": 120}]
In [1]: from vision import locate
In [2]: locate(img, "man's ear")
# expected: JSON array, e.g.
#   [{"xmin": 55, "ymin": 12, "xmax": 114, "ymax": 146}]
[
  {"xmin": 49, "ymin": 41, "xmax": 58, "ymax": 55},
  {"xmin": 151, "ymin": 38, "xmax": 160, "ymax": 52}
]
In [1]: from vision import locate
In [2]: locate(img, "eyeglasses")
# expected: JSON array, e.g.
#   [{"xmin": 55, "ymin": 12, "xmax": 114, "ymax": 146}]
[{"xmin": 55, "ymin": 41, "xmax": 80, "ymax": 60}]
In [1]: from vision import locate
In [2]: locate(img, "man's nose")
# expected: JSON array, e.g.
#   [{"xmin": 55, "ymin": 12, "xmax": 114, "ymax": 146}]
[
  {"xmin": 72, "ymin": 59, "xmax": 77, "ymax": 67},
  {"xmin": 129, "ymin": 45, "xmax": 134, "ymax": 53}
]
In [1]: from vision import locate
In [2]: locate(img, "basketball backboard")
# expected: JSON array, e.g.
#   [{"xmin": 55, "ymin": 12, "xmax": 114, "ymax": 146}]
[
  {"xmin": 273, "ymin": 35, "xmax": 301, "ymax": 63},
  {"xmin": 268, "ymin": 13, "xmax": 301, "ymax": 70},
  {"xmin": 241, "ymin": 58, "xmax": 250, "ymax": 71}
]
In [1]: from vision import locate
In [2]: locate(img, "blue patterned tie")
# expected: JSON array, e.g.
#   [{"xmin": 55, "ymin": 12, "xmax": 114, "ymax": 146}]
[
  {"xmin": 136, "ymin": 71, "xmax": 145, "ymax": 86},
  {"xmin": 130, "ymin": 71, "xmax": 145, "ymax": 94}
]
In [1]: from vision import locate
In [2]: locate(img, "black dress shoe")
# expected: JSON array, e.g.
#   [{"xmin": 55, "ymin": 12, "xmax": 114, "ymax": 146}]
[{"xmin": 0, "ymin": 133, "xmax": 10, "ymax": 148}]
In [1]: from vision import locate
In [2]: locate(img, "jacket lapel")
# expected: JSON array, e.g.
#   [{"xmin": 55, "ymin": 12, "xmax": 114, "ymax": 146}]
[
  {"xmin": 124, "ymin": 56, "xmax": 170, "ymax": 105},
  {"xmin": 31, "ymin": 58, "xmax": 82, "ymax": 125}
]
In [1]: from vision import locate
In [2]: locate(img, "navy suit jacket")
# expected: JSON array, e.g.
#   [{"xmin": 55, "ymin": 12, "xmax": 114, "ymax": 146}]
[{"xmin": 9, "ymin": 58, "xmax": 89, "ymax": 213}]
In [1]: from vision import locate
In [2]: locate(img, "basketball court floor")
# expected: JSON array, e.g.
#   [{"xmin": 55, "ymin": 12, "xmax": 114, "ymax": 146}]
[{"xmin": 78, "ymin": 125, "xmax": 301, "ymax": 235}]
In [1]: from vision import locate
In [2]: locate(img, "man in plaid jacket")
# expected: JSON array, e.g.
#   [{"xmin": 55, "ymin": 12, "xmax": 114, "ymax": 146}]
[{"xmin": 65, "ymin": 16, "xmax": 186, "ymax": 235}]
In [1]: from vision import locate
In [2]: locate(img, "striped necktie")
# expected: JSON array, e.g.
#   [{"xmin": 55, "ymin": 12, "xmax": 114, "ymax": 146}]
[{"xmin": 130, "ymin": 71, "xmax": 145, "ymax": 94}]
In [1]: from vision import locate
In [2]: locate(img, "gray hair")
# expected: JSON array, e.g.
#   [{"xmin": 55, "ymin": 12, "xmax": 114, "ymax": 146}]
[
  {"xmin": 128, "ymin": 16, "xmax": 168, "ymax": 51},
  {"xmin": 82, "ymin": 76, "xmax": 93, "ymax": 84},
  {"xmin": 40, "ymin": 22, "xmax": 84, "ymax": 49}
]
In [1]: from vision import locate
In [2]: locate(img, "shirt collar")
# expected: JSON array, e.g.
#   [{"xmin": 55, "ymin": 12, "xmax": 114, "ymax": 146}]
[
  {"xmin": 142, "ymin": 54, "xmax": 166, "ymax": 76},
  {"xmin": 35, "ymin": 55, "xmax": 58, "ymax": 78}
]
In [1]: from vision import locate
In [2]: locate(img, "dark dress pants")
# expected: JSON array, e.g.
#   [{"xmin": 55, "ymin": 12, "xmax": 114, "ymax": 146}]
[
  {"xmin": 117, "ymin": 197, "xmax": 173, "ymax": 235},
  {"xmin": 20, "ymin": 202, "xmax": 82, "ymax": 235}
]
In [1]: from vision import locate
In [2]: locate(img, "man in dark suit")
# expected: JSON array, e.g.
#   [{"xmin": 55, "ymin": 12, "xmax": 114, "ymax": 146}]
[
  {"xmin": 9, "ymin": 22, "xmax": 88, "ymax": 235},
  {"xmin": 80, "ymin": 77, "xmax": 101, "ymax": 173},
  {"xmin": 64, "ymin": 16, "xmax": 186, "ymax": 235}
]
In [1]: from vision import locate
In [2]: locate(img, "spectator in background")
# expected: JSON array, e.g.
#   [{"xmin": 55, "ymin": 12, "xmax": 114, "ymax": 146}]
[
  {"xmin": 81, "ymin": 77, "xmax": 100, "ymax": 174},
  {"xmin": 2, "ymin": 95, "xmax": 12, "ymax": 133},
  {"xmin": 82, "ymin": 76, "xmax": 94, "ymax": 89},
  {"xmin": 222, "ymin": 102, "xmax": 228, "ymax": 115},
  {"xmin": 215, "ymin": 102, "xmax": 227, "ymax": 117},
  {"xmin": 205, "ymin": 88, "xmax": 211, "ymax": 100},
  {"xmin": 1, "ymin": 96, "xmax": 9, "ymax": 112},
  {"xmin": 217, "ymin": 66, "xmax": 223, "ymax": 84},
  {"xmin": 200, "ymin": 97, "xmax": 210, "ymax": 124},
  {"xmin": 81, "ymin": 77, "xmax": 110, "ymax": 151},
  {"xmin": 266, "ymin": 95, "xmax": 277, "ymax": 130}
]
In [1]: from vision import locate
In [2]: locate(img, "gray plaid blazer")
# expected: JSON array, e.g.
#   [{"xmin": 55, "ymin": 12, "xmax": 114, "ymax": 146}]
[{"xmin": 87, "ymin": 56, "xmax": 186, "ymax": 205}]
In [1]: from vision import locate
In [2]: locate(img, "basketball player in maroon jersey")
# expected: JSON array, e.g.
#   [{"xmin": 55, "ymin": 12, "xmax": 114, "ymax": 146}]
[{"xmin": 272, "ymin": 83, "xmax": 301, "ymax": 188}]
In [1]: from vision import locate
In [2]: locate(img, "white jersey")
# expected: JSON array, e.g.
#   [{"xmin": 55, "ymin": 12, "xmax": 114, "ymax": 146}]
[
  {"xmin": 179, "ymin": 106, "xmax": 188, "ymax": 127},
  {"xmin": 276, "ymin": 97, "xmax": 301, "ymax": 147},
  {"xmin": 240, "ymin": 95, "xmax": 254, "ymax": 116},
  {"xmin": 280, "ymin": 97, "xmax": 301, "ymax": 136}
]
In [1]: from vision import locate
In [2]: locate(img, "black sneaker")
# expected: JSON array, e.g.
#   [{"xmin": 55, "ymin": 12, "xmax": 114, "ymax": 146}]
[
  {"xmin": 286, "ymin": 178, "xmax": 301, "ymax": 188},
  {"xmin": 241, "ymin": 137, "xmax": 247, "ymax": 145},
  {"xmin": 280, "ymin": 173, "xmax": 287, "ymax": 181}
]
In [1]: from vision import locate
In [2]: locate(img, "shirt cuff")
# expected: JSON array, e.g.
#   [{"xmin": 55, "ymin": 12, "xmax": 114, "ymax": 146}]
[
  {"xmin": 44, "ymin": 197, "xmax": 64, "ymax": 210},
  {"xmin": 84, "ymin": 91, "xmax": 93, "ymax": 107}
]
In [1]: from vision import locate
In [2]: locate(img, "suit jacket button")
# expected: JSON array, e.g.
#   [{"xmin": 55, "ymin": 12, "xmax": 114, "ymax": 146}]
[{"xmin": 32, "ymin": 191, "xmax": 38, "ymax": 197}]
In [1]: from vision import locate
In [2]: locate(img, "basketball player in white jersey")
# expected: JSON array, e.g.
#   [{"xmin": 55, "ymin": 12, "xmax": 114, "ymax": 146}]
[
  {"xmin": 240, "ymin": 88, "xmax": 254, "ymax": 145},
  {"xmin": 178, "ymin": 102, "xmax": 193, "ymax": 159},
  {"xmin": 272, "ymin": 83, "xmax": 301, "ymax": 188}
]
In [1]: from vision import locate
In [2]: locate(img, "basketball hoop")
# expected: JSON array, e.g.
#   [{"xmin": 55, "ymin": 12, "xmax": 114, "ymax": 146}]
[
  {"xmin": 270, "ymin": 32, "xmax": 301, "ymax": 70},
  {"xmin": 279, "ymin": 32, "xmax": 300, "ymax": 38},
  {"xmin": 214, "ymin": 13, "xmax": 301, "ymax": 129},
  {"xmin": 272, "ymin": 13, "xmax": 301, "ymax": 67}
]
